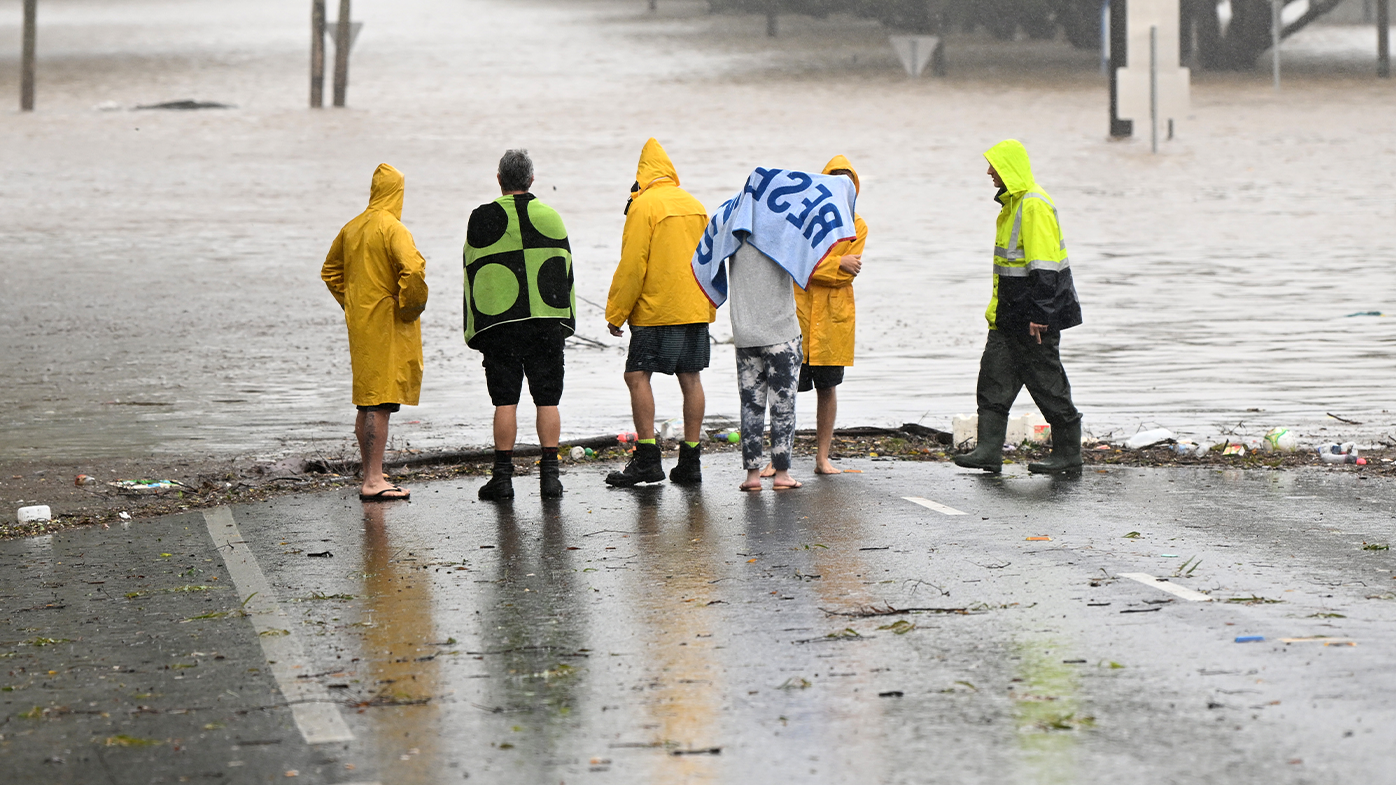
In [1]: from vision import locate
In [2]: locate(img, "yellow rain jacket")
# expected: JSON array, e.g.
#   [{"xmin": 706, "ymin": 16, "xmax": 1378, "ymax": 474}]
[
  {"xmin": 983, "ymin": 140, "xmax": 1081, "ymax": 334},
  {"xmin": 795, "ymin": 156, "xmax": 866, "ymax": 367},
  {"xmin": 321, "ymin": 164, "xmax": 430, "ymax": 407},
  {"xmin": 606, "ymin": 139, "xmax": 714, "ymax": 328}
]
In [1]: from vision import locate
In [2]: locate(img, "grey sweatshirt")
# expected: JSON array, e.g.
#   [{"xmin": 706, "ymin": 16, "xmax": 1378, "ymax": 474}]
[{"xmin": 728, "ymin": 242, "xmax": 800, "ymax": 349}]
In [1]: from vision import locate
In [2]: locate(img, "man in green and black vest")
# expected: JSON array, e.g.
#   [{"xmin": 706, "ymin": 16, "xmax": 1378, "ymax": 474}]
[
  {"xmin": 954, "ymin": 139, "xmax": 1084, "ymax": 475},
  {"xmin": 464, "ymin": 150, "xmax": 576, "ymax": 500}
]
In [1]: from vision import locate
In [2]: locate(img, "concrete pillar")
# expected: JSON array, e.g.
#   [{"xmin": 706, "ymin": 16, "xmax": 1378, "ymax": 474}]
[
  {"xmin": 1109, "ymin": 0, "xmax": 1132, "ymax": 137},
  {"xmin": 311, "ymin": 0, "xmax": 326, "ymax": 108},
  {"xmin": 332, "ymin": 0, "xmax": 351, "ymax": 107},
  {"xmin": 1379, "ymin": 0, "xmax": 1390, "ymax": 78},
  {"xmin": 21, "ymin": 0, "xmax": 36, "ymax": 112}
]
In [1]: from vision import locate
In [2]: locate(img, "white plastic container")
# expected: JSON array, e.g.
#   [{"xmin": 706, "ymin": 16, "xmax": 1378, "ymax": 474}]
[
  {"xmin": 569, "ymin": 446, "xmax": 586, "ymax": 460},
  {"xmin": 17, "ymin": 505, "xmax": 51, "ymax": 523},
  {"xmin": 952, "ymin": 414, "xmax": 977, "ymax": 449},
  {"xmin": 1006, "ymin": 411, "xmax": 1048, "ymax": 444},
  {"xmin": 658, "ymin": 418, "xmax": 683, "ymax": 440},
  {"xmin": 1125, "ymin": 428, "xmax": 1174, "ymax": 449}
]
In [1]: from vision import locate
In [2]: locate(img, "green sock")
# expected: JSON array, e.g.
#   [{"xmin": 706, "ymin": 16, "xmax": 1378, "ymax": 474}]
[
  {"xmin": 639, "ymin": 438, "xmax": 656, "ymax": 445},
  {"xmin": 684, "ymin": 441, "xmax": 699, "ymax": 448}
]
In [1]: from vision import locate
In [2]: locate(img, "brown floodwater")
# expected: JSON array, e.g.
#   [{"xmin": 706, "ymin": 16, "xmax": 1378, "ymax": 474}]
[{"xmin": 1, "ymin": 0, "xmax": 1393, "ymax": 462}]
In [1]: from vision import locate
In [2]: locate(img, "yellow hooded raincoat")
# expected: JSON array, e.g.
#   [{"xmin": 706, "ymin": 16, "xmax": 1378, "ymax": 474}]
[
  {"xmin": 605, "ymin": 139, "xmax": 714, "ymax": 328},
  {"xmin": 795, "ymin": 155, "xmax": 866, "ymax": 367},
  {"xmin": 321, "ymin": 164, "xmax": 430, "ymax": 407}
]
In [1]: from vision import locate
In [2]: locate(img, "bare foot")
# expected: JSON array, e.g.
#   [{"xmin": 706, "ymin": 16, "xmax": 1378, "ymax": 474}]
[
  {"xmin": 814, "ymin": 459, "xmax": 843, "ymax": 475},
  {"xmin": 360, "ymin": 481, "xmax": 409, "ymax": 500},
  {"xmin": 739, "ymin": 479, "xmax": 763, "ymax": 492},
  {"xmin": 759, "ymin": 463, "xmax": 776, "ymax": 478}
]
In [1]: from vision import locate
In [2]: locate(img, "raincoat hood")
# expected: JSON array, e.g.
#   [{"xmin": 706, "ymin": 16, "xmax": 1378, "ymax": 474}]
[
  {"xmin": 368, "ymin": 163, "xmax": 405, "ymax": 219},
  {"xmin": 984, "ymin": 139, "xmax": 1034, "ymax": 195},
  {"xmin": 635, "ymin": 138, "xmax": 680, "ymax": 197},
  {"xmin": 822, "ymin": 155, "xmax": 860, "ymax": 195}
]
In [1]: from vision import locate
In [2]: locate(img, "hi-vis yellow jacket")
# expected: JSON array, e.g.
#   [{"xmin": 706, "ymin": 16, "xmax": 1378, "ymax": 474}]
[
  {"xmin": 606, "ymin": 139, "xmax": 715, "ymax": 328},
  {"xmin": 795, "ymin": 155, "xmax": 866, "ymax": 367},
  {"xmin": 984, "ymin": 140, "xmax": 1081, "ymax": 334},
  {"xmin": 321, "ymin": 164, "xmax": 429, "ymax": 407}
]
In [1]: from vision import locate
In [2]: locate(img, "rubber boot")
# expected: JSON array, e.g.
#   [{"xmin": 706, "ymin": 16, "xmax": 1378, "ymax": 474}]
[
  {"xmin": 539, "ymin": 450, "xmax": 564, "ymax": 498},
  {"xmin": 478, "ymin": 450, "xmax": 515, "ymax": 501},
  {"xmin": 605, "ymin": 442, "xmax": 665, "ymax": 486},
  {"xmin": 1028, "ymin": 420, "xmax": 1083, "ymax": 475},
  {"xmin": 668, "ymin": 442, "xmax": 703, "ymax": 485},
  {"xmin": 952, "ymin": 411, "xmax": 1008, "ymax": 474}
]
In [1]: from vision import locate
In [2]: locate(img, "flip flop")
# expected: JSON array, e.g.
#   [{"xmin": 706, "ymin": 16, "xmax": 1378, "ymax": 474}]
[{"xmin": 360, "ymin": 486, "xmax": 410, "ymax": 502}]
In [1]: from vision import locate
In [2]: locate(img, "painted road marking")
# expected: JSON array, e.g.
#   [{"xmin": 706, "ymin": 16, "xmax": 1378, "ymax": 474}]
[
  {"xmin": 203, "ymin": 507, "xmax": 355, "ymax": 745},
  {"xmin": 1118, "ymin": 573, "xmax": 1213, "ymax": 602},
  {"xmin": 903, "ymin": 497, "xmax": 967, "ymax": 516}
]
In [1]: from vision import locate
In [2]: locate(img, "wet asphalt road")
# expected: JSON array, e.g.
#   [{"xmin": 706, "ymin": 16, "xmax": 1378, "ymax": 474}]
[{"xmin": 2, "ymin": 453, "xmax": 1395, "ymax": 785}]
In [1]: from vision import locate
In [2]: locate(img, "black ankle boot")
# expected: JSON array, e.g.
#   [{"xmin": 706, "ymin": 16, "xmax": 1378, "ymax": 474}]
[
  {"xmin": 605, "ymin": 442, "xmax": 665, "ymax": 486},
  {"xmin": 478, "ymin": 450, "xmax": 515, "ymax": 501},
  {"xmin": 539, "ymin": 449, "xmax": 563, "ymax": 498},
  {"xmin": 669, "ymin": 442, "xmax": 703, "ymax": 484}
]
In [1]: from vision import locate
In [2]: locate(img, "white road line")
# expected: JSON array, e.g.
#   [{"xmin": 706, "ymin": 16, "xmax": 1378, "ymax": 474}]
[
  {"xmin": 903, "ymin": 497, "xmax": 967, "ymax": 516},
  {"xmin": 203, "ymin": 507, "xmax": 355, "ymax": 745},
  {"xmin": 1118, "ymin": 572, "xmax": 1213, "ymax": 602}
]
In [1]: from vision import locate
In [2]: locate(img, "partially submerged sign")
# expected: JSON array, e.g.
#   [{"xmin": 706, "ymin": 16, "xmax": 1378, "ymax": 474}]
[
  {"xmin": 888, "ymin": 35, "xmax": 941, "ymax": 78},
  {"xmin": 1115, "ymin": 0, "xmax": 1190, "ymax": 125}
]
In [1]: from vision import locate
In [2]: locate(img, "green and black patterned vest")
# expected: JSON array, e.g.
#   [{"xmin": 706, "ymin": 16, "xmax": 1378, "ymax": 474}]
[{"xmin": 463, "ymin": 193, "xmax": 576, "ymax": 348}]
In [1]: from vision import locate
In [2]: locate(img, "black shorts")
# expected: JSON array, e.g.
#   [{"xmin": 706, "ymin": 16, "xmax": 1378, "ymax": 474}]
[
  {"xmin": 798, "ymin": 364, "xmax": 844, "ymax": 392},
  {"xmin": 357, "ymin": 403, "xmax": 401, "ymax": 413},
  {"xmin": 625, "ymin": 324, "xmax": 711, "ymax": 375},
  {"xmin": 478, "ymin": 323, "xmax": 566, "ymax": 407}
]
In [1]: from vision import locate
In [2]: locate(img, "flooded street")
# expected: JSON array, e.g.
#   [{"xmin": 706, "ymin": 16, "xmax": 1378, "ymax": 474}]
[
  {"xmin": 1, "ymin": 0, "xmax": 1394, "ymax": 463},
  {"xmin": 3, "ymin": 455, "xmax": 1396, "ymax": 783}
]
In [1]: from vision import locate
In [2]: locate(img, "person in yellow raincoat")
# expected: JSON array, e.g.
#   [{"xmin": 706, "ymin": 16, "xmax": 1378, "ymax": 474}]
[
  {"xmin": 763, "ymin": 155, "xmax": 867, "ymax": 477},
  {"xmin": 604, "ymin": 138, "xmax": 713, "ymax": 487},
  {"xmin": 321, "ymin": 163, "xmax": 429, "ymax": 501}
]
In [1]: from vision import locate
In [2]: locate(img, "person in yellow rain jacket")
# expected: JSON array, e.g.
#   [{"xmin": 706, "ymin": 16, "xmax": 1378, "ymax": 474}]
[
  {"xmin": 953, "ymin": 139, "xmax": 1083, "ymax": 476},
  {"xmin": 321, "ymin": 163, "xmax": 429, "ymax": 502},
  {"xmin": 763, "ymin": 155, "xmax": 867, "ymax": 477},
  {"xmin": 604, "ymin": 138, "xmax": 714, "ymax": 487}
]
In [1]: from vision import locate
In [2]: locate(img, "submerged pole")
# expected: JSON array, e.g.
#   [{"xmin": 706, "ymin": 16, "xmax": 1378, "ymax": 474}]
[
  {"xmin": 1379, "ymin": 0, "xmax": 1390, "ymax": 78},
  {"xmin": 21, "ymin": 0, "xmax": 36, "ymax": 112},
  {"xmin": 1109, "ymin": 0, "xmax": 1131, "ymax": 137},
  {"xmin": 1272, "ymin": 0, "xmax": 1281, "ymax": 91},
  {"xmin": 311, "ymin": 0, "xmax": 325, "ymax": 108},
  {"xmin": 332, "ymin": 0, "xmax": 351, "ymax": 107},
  {"xmin": 1150, "ymin": 25, "xmax": 1159, "ymax": 154}
]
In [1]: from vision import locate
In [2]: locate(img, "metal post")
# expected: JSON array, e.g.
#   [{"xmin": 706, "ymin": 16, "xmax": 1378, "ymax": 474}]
[
  {"xmin": 332, "ymin": 0, "xmax": 351, "ymax": 107},
  {"xmin": 649, "ymin": 0, "xmax": 657, "ymax": 10},
  {"xmin": 1109, "ymin": 0, "xmax": 1131, "ymax": 137},
  {"xmin": 1379, "ymin": 0, "xmax": 1390, "ymax": 78},
  {"xmin": 310, "ymin": 0, "xmax": 325, "ymax": 108},
  {"xmin": 20, "ymin": 0, "xmax": 36, "ymax": 112},
  {"xmin": 767, "ymin": 8, "xmax": 777, "ymax": 37},
  {"xmin": 1150, "ymin": 25, "xmax": 1159, "ymax": 154},
  {"xmin": 1100, "ymin": 0, "xmax": 1110, "ymax": 75},
  {"xmin": 1272, "ymin": 0, "xmax": 1281, "ymax": 91}
]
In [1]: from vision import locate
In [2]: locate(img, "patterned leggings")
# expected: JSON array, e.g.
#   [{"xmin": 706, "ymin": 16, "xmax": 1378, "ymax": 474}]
[{"xmin": 735, "ymin": 337, "xmax": 802, "ymax": 471}]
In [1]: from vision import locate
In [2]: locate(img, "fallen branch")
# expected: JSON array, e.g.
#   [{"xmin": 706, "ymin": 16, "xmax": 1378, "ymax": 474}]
[
  {"xmin": 1326, "ymin": 412, "xmax": 1363, "ymax": 425},
  {"xmin": 820, "ymin": 605, "xmax": 973, "ymax": 618}
]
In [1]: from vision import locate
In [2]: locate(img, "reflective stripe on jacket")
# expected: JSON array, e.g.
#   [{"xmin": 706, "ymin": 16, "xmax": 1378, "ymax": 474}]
[{"xmin": 984, "ymin": 139, "xmax": 1082, "ymax": 334}]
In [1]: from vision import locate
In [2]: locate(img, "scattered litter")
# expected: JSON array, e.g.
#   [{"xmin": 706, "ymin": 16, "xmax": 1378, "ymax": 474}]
[
  {"xmin": 107, "ymin": 479, "xmax": 183, "ymax": 494},
  {"xmin": 876, "ymin": 620, "xmax": 915, "ymax": 635},
  {"xmin": 777, "ymin": 677, "xmax": 811, "ymax": 690},
  {"xmin": 1344, "ymin": 311, "xmax": 1383, "ymax": 318},
  {"xmin": 306, "ymin": 551, "xmax": 333, "ymax": 558},
  {"xmin": 1222, "ymin": 443, "xmax": 1247, "ymax": 456},
  {"xmin": 16, "ymin": 505, "xmax": 51, "ymax": 523},
  {"xmin": 93, "ymin": 100, "xmax": 123, "ymax": 112},
  {"xmin": 1026, "ymin": 536, "xmax": 1051, "ymax": 542},
  {"xmin": 1160, "ymin": 554, "xmax": 1179, "ymax": 558},
  {"xmin": 74, "ymin": 474, "xmax": 97, "ymax": 486},
  {"xmin": 878, "ymin": 690, "xmax": 904, "ymax": 698},
  {"xmin": 1062, "ymin": 659, "xmax": 1087, "ymax": 664},
  {"xmin": 1123, "ymin": 531, "xmax": 1142, "ymax": 538},
  {"xmin": 1234, "ymin": 635, "xmax": 1265, "ymax": 643},
  {"xmin": 658, "ymin": 418, "xmax": 684, "ymax": 440},
  {"xmin": 570, "ymin": 446, "xmax": 586, "ymax": 460},
  {"xmin": 1279, "ymin": 637, "xmax": 1355, "ymax": 646},
  {"xmin": 118, "ymin": 511, "xmax": 131, "ymax": 520},
  {"xmin": 1120, "ymin": 607, "xmax": 1162, "ymax": 613},
  {"xmin": 1318, "ymin": 443, "xmax": 1363, "ymax": 465},
  {"xmin": 1125, "ymin": 428, "xmax": 1174, "ymax": 449}
]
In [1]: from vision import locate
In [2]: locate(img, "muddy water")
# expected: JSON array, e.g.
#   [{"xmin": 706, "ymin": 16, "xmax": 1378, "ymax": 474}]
[{"xmin": 0, "ymin": 0, "xmax": 1393, "ymax": 462}]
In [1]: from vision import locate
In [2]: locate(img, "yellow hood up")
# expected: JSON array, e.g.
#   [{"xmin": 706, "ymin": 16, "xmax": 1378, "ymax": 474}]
[
  {"xmin": 635, "ymin": 138, "xmax": 679, "ymax": 197},
  {"xmin": 984, "ymin": 139, "xmax": 1035, "ymax": 195},
  {"xmin": 368, "ymin": 163, "xmax": 405, "ymax": 219},
  {"xmin": 822, "ymin": 154, "xmax": 860, "ymax": 195}
]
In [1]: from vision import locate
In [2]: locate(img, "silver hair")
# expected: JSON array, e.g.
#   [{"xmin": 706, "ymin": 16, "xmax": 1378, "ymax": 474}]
[{"xmin": 497, "ymin": 149, "xmax": 534, "ymax": 192}]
